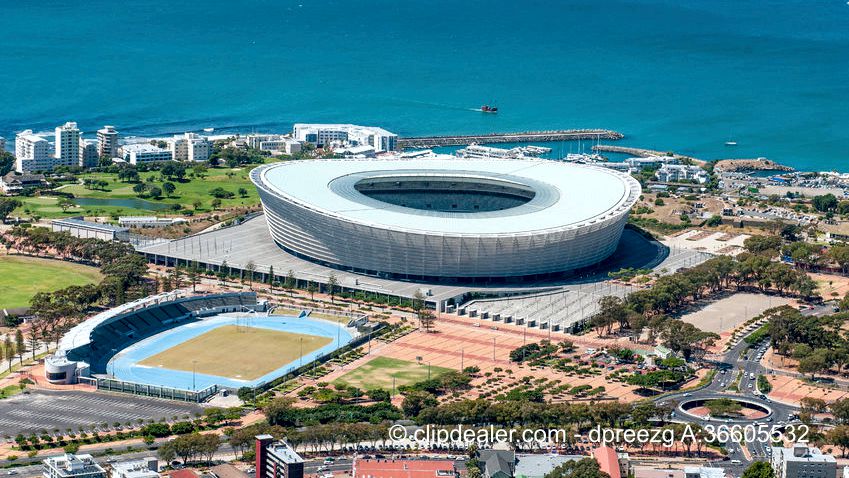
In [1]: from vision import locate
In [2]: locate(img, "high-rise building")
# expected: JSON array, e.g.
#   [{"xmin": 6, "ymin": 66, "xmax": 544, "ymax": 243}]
[
  {"xmin": 0, "ymin": 136, "xmax": 6, "ymax": 151},
  {"xmin": 42, "ymin": 454, "xmax": 107, "ymax": 478},
  {"xmin": 771, "ymin": 444, "xmax": 836, "ymax": 478},
  {"xmin": 55, "ymin": 121, "xmax": 81, "ymax": 166},
  {"xmin": 169, "ymin": 133, "xmax": 211, "ymax": 162},
  {"xmin": 79, "ymin": 139, "xmax": 100, "ymax": 168},
  {"xmin": 97, "ymin": 125, "xmax": 119, "ymax": 158},
  {"xmin": 255, "ymin": 435, "xmax": 304, "ymax": 478},
  {"xmin": 15, "ymin": 130, "xmax": 52, "ymax": 173}
]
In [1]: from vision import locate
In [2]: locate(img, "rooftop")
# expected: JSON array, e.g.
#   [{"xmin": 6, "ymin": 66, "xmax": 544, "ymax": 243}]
[
  {"xmin": 353, "ymin": 459, "xmax": 456, "ymax": 478},
  {"xmin": 254, "ymin": 158, "xmax": 640, "ymax": 235},
  {"xmin": 51, "ymin": 217, "xmax": 129, "ymax": 232},
  {"xmin": 513, "ymin": 454, "xmax": 584, "ymax": 478},
  {"xmin": 592, "ymin": 447, "xmax": 621, "ymax": 478}
]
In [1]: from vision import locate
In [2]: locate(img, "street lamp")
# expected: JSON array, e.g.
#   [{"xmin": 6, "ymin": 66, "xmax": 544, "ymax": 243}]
[{"xmin": 192, "ymin": 360, "xmax": 197, "ymax": 391}]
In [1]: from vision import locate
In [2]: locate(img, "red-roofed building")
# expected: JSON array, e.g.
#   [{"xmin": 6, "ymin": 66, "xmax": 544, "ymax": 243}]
[
  {"xmin": 592, "ymin": 446, "xmax": 628, "ymax": 478},
  {"xmin": 168, "ymin": 469, "xmax": 200, "ymax": 478},
  {"xmin": 352, "ymin": 459, "xmax": 458, "ymax": 478}
]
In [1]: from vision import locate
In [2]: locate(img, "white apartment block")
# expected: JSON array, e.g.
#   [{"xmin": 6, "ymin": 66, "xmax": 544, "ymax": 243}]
[
  {"xmin": 0, "ymin": 136, "xmax": 6, "ymax": 151},
  {"xmin": 169, "ymin": 132, "xmax": 211, "ymax": 162},
  {"xmin": 655, "ymin": 164, "xmax": 708, "ymax": 184},
  {"xmin": 55, "ymin": 121, "xmax": 81, "ymax": 166},
  {"xmin": 771, "ymin": 444, "xmax": 836, "ymax": 478},
  {"xmin": 293, "ymin": 123, "xmax": 397, "ymax": 152},
  {"xmin": 79, "ymin": 139, "xmax": 100, "ymax": 168},
  {"xmin": 15, "ymin": 130, "xmax": 53, "ymax": 173},
  {"xmin": 42, "ymin": 454, "xmax": 106, "ymax": 478},
  {"xmin": 121, "ymin": 143, "xmax": 174, "ymax": 165},
  {"xmin": 246, "ymin": 134, "xmax": 302, "ymax": 154},
  {"xmin": 97, "ymin": 125, "xmax": 119, "ymax": 158},
  {"xmin": 109, "ymin": 458, "xmax": 158, "ymax": 478}
]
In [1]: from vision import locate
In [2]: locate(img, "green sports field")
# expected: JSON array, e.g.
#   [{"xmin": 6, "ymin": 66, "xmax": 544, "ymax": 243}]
[
  {"xmin": 0, "ymin": 255, "xmax": 103, "ymax": 309},
  {"xmin": 334, "ymin": 356, "xmax": 452, "ymax": 391},
  {"xmin": 139, "ymin": 325, "xmax": 332, "ymax": 380}
]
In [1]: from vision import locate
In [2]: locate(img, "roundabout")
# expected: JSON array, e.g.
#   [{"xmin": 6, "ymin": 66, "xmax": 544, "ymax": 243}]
[{"xmin": 678, "ymin": 395, "xmax": 773, "ymax": 422}]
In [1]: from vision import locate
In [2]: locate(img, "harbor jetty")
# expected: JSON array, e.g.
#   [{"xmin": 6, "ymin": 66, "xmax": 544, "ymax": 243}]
[
  {"xmin": 591, "ymin": 144, "xmax": 704, "ymax": 165},
  {"xmin": 398, "ymin": 129, "xmax": 623, "ymax": 149}
]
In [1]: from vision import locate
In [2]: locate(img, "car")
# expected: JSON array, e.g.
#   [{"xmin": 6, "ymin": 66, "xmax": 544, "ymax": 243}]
[
  {"xmin": 7, "ymin": 471, "xmax": 19, "ymax": 476},
  {"xmin": 324, "ymin": 458, "xmax": 335, "ymax": 465},
  {"xmin": 318, "ymin": 466, "xmax": 329, "ymax": 472},
  {"xmin": 684, "ymin": 393, "xmax": 691, "ymax": 397}
]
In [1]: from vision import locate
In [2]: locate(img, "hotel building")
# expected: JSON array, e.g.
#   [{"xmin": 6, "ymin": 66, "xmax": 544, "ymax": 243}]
[
  {"xmin": 121, "ymin": 143, "xmax": 174, "ymax": 165},
  {"xmin": 55, "ymin": 121, "xmax": 81, "ymax": 166},
  {"xmin": 169, "ymin": 132, "xmax": 211, "ymax": 162},
  {"xmin": 293, "ymin": 123, "xmax": 397, "ymax": 152},
  {"xmin": 97, "ymin": 125, "xmax": 119, "ymax": 158},
  {"xmin": 15, "ymin": 130, "xmax": 52, "ymax": 173}
]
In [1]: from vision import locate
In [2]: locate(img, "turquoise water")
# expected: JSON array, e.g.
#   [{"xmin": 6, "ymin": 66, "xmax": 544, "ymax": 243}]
[{"xmin": 1, "ymin": 0, "xmax": 847, "ymax": 171}]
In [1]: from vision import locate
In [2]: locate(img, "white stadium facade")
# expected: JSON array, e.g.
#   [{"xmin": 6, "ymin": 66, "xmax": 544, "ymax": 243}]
[{"xmin": 250, "ymin": 158, "xmax": 641, "ymax": 282}]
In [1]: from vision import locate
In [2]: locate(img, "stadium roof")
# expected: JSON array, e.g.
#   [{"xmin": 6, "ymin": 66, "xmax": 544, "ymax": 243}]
[{"xmin": 255, "ymin": 158, "xmax": 640, "ymax": 236}]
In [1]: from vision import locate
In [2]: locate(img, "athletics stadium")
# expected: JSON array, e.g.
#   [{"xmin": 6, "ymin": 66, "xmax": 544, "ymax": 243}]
[{"xmin": 45, "ymin": 291, "xmax": 357, "ymax": 400}]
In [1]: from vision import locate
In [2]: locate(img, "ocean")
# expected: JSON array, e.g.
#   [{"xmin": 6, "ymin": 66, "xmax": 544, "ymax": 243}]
[{"xmin": 1, "ymin": 0, "xmax": 847, "ymax": 171}]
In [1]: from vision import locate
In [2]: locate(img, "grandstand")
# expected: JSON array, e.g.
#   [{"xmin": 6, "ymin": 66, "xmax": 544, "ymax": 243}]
[
  {"xmin": 459, "ymin": 284, "xmax": 629, "ymax": 332},
  {"xmin": 45, "ymin": 291, "xmax": 264, "ymax": 386},
  {"xmin": 458, "ymin": 248, "xmax": 715, "ymax": 332}
]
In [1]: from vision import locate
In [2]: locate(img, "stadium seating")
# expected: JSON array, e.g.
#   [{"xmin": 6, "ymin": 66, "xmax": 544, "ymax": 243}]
[{"xmin": 76, "ymin": 292, "xmax": 257, "ymax": 374}]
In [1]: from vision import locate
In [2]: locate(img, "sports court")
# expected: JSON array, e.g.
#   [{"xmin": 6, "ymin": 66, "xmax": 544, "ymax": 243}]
[{"xmin": 110, "ymin": 314, "xmax": 352, "ymax": 389}]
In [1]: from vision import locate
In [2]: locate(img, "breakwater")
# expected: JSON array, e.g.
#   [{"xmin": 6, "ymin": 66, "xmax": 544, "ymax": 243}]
[
  {"xmin": 398, "ymin": 129, "xmax": 623, "ymax": 149},
  {"xmin": 591, "ymin": 144, "xmax": 704, "ymax": 165}
]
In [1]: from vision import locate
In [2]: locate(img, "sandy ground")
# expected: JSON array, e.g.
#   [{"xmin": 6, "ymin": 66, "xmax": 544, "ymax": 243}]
[
  {"xmin": 681, "ymin": 293, "xmax": 791, "ymax": 334},
  {"xmin": 315, "ymin": 314, "xmax": 652, "ymax": 404},
  {"xmin": 664, "ymin": 229, "xmax": 750, "ymax": 256}
]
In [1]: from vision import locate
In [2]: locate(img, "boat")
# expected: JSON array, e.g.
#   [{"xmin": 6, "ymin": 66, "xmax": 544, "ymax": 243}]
[
  {"xmin": 480, "ymin": 105, "xmax": 498, "ymax": 113},
  {"xmin": 203, "ymin": 127, "xmax": 215, "ymax": 133},
  {"xmin": 725, "ymin": 141, "xmax": 738, "ymax": 146}
]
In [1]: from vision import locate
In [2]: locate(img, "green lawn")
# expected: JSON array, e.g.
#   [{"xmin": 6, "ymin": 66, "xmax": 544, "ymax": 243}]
[
  {"xmin": 334, "ymin": 356, "xmax": 452, "ymax": 392},
  {"xmin": 0, "ymin": 256, "xmax": 103, "ymax": 309},
  {"xmin": 15, "ymin": 163, "xmax": 269, "ymax": 219}
]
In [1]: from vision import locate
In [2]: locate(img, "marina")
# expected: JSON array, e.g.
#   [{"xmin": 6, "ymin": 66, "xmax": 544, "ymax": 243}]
[{"xmin": 398, "ymin": 129, "xmax": 623, "ymax": 149}]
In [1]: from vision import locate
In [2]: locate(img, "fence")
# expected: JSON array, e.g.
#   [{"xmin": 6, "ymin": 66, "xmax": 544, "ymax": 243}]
[{"xmin": 96, "ymin": 377, "xmax": 218, "ymax": 403}]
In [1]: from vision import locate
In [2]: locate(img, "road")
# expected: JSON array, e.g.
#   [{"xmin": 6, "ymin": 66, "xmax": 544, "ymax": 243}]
[{"xmin": 657, "ymin": 322, "xmax": 804, "ymax": 475}]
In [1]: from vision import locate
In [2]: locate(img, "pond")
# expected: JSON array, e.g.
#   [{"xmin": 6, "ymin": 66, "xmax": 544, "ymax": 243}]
[{"xmin": 73, "ymin": 197, "xmax": 172, "ymax": 211}]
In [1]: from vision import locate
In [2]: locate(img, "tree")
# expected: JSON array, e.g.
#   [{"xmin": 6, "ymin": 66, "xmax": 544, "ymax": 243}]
[
  {"xmin": 813, "ymin": 194, "xmax": 838, "ymax": 212},
  {"xmin": 238, "ymin": 187, "xmax": 248, "ymax": 198},
  {"xmin": 211, "ymin": 198, "xmax": 222, "ymax": 210},
  {"xmin": 798, "ymin": 348, "xmax": 831, "ymax": 378},
  {"xmin": 0, "ymin": 151, "xmax": 15, "ymax": 176},
  {"xmin": 307, "ymin": 283, "xmax": 318, "ymax": 301},
  {"xmin": 244, "ymin": 261, "xmax": 256, "ymax": 289},
  {"xmin": 326, "ymin": 273, "xmax": 338, "ymax": 304},
  {"xmin": 544, "ymin": 458, "xmax": 609, "ymax": 478},
  {"xmin": 57, "ymin": 198, "xmax": 75, "ymax": 212},
  {"xmin": 705, "ymin": 398, "xmax": 743, "ymax": 417},
  {"xmin": 741, "ymin": 461, "xmax": 774, "ymax": 478},
  {"xmin": 268, "ymin": 265, "xmax": 275, "ymax": 293},
  {"xmin": 0, "ymin": 198, "xmax": 22, "ymax": 222},
  {"xmin": 401, "ymin": 390, "xmax": 437, "ymax": 417},
  {"xmin": 147, "ymin": 186, "xmax": 162, "ymax": 199},
  {"xmin": 284, "ymin": 270, "xmax": 296, "ymax": 296},
  {"xmin": 132, "ymin": 183, "xmax": 147, "ymax": 196},
  {"xmin": 3, "ymin": 336, "xmax": 14, "ymax": 371},
  {"xmin": 828, "ymin": 425, "xmax": 849, "ymax": 457},
  {"xmin": 162, "ymin": 182, "xmax": 176, "ymax": 197},
  {"xmin": 14, "ymin": 329, "xmax": 24, "ymax": 365}
]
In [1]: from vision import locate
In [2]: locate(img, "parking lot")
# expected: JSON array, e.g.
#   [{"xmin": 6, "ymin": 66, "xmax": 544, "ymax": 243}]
[{"xmin": 0, "ymin": 389, "xmax": 202, "ymax": 437}]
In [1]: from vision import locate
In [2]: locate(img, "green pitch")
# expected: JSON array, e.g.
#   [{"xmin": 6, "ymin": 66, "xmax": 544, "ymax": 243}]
[
  {"xmin": 334, "ymin": 356, "xmax": 452, "ymax": 391},
  {"xmin": 0, "ymin": 256, "xmax": 102, "ymax": 309},
  {"xmin": 138, "ymin": 325, "xmax": 332, "ymax": 380}
]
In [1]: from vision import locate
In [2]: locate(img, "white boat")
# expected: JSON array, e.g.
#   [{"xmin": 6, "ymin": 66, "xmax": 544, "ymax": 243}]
[
  {"xmin": 203, "ymin": 127, "xmax": 215, "ymax": 133},
  {"xmin": 725, "ymin": 141, "xmax": 738, "ymax": 146}
]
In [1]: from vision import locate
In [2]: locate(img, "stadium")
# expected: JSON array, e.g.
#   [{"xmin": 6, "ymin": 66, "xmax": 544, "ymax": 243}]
[
  {"xmin": 45, "ymin": 291, "xmax": 357, "ymax": 399},
  {"xmin": 251, "ymin": 158, "xmax": 641, "ymax": 282}
]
